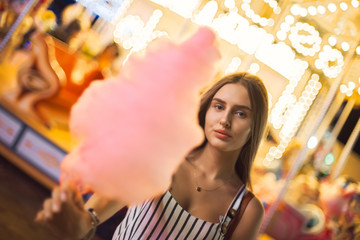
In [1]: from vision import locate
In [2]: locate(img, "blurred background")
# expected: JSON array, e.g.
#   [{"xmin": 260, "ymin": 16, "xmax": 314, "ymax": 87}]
[{"xmin": 0, "ymin": 0, "xmax": 359, "ymax": 239}]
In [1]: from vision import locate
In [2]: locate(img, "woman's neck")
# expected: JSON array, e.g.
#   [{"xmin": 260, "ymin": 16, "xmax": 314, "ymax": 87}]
[{"xmin": 191, "ymin": 144, "xmax": 240, "ymax": 180}]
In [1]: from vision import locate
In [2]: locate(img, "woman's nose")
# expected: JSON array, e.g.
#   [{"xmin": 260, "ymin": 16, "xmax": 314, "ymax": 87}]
[{"xmin": 220, "ymin": 113, "xmax": 231, "ymax": 128}]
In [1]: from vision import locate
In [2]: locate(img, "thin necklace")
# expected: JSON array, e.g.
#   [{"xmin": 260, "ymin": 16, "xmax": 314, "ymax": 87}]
[{"xmin": 191, "ymin": 162, "xmax": 234, "ymax": 192}]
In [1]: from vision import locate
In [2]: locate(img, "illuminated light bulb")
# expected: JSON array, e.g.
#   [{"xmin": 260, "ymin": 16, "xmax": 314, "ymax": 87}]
[
  {"xmin": 253, "ymin": 15, "xmax": 261, "ymax": 23},
  {"xmin": 356, "ymin": 46, "xmax": 360, "ymax": 54},
  {"xmin": 290, "ymin": 4, "xmax": 301, "ymax": 15},
  {"xmin": 328, "ymin": 36, "xmax": 337, "ymax": 46},
  {"xmin": 259, "ymin": 18, "xmax": 268, "ymax": 26},
  {"xmin": 328, "ymin": 3, "xmax": 337, "ymax": 12},
  {"xmin": 317, "ymin": 5, "xmax": 326, "ymax": 14},
  {"xmin": 241, "ymin": 0, "xmax": 278, "ymax": 27},
  {"xmin": 225, "ymin": 57, "xmax": 242, "ymax": 74},
  {"xmin": 346, "ymin": 89, "xmax": 353, "ymax": 96},
  {"xmin": 274, "ymin": 7, "xmax": 281, "ymax": 14},
  {"xmin": 339, "ymin": 84, "xmax": 347, "ymax": 93},
  {"xmin": 341, "ymin": 42, "xmax": 350, "ymax": 51},
  {"xmin": 340, "ymin": 2, "xmax": 348, "ymax": 10},
  {"xmin": 249, "ymin": 63, "xmax": 260, "ymax": 74},
  {"xmin": 262, "ymin": 159, "xmax": 272, "ymax": 167},
  {"xmin": 308, "ymin": 6, "xmax": 317, "ymax": 15},
  {"xmin": 315, "ymin": 82, "xmax": 322, "ymax": 90},
  {"xmin": 192, "ymin": 1, "xmax": 218, "ymax": 25},
  {"xmin": 357, "ymin": 87, "xmax": 360, "ymax": 95},
  {"xmin": 352, "ymin": 0, "xmax": 360, "ymax": 8},
  {"xmin": 300, "ymin": 8, "xmax": 308, "ymax": 17},
  {"xmin": 349, "ymin": 81, "xmax": 356, "ymax": 89},
  {"xmin": 268, "ymin": 19, "xmax": 275, "ymax": 26},
  {"xmin": 285, "ymin": 15, "xmax": 295, "ymax": 24},
  {"xmin": 150, "ymin": 0, "xmax": 201, "ymax": 18},
  {"xmin": 289, "ymin": 22, "xmax": 322, "ymax": 56},
  {"xmin": 311, "ymin": 74, "xmax": 320, "ymax": 81},
  {"xmin": 316, "ymin": 45, "xmax": 344, "ymax": 78},
  {"xmin": 241, "ymin": 3, "xmax": 250, "ymax": 11},
  {"xmin": 224, "ymin": 0, "xmax": 235, "ymax": 9},
  {"xmin": 283, "ymin": 22, "xmax": 292, "ymax": 31}
]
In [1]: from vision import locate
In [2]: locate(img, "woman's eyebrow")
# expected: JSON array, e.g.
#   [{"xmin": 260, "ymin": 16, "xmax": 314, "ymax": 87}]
[{"xmin": 213, "ymin": 98, "xmax": 252, "ymax": 111}]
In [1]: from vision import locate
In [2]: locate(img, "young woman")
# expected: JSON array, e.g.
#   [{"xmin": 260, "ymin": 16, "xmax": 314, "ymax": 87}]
[{"xmin": 36, "ymin": 72, "xmax": 269, "ymax": 239}]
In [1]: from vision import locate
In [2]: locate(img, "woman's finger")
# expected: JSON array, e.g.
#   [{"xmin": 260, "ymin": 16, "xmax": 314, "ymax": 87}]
[
  {"xmin": 42, "ymin": 198, "xmax": 54, "ymax": 220},
  {"xmin": 51, "ymin": 187, "xmax": 62, "ymax": 212},
  {"xmin": 60, "ymin": 180, "xmax": 84, "ymax": 209}
]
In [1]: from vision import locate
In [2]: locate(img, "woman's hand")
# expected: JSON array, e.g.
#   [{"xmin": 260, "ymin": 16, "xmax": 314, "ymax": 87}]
[{"xmin": 35, "ymin": 181, "xmax": 93, "ymax": 240}]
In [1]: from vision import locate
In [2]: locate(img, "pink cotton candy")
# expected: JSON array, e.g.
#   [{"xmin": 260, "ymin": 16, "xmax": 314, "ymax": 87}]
[{"xmin": 61, "ymin": 27, "xmax": 221, "ymax": 204}]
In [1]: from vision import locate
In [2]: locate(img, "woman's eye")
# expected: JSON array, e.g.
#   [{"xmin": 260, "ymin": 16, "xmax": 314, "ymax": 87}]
[
  {"xmin": 235, "ymin": 111, "xmax": 246, "ymax": 118},
  {"xmin": 214, "ymin": 104, "xmax": 223, "ymax": 110}
]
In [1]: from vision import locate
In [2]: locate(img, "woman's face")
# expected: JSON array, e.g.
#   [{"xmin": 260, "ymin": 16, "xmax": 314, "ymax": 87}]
[{"xmin": 204, "ymin": 83, "xmax": 252, "ymax": 152}]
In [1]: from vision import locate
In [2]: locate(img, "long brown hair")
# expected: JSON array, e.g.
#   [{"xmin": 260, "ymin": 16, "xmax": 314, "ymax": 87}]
[{"xmin": 193, "ymin": 72, "xmax": 268, "ymax": 189}]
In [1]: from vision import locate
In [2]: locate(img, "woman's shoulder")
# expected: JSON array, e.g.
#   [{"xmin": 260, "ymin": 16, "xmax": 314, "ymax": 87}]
[
  {"xmin": 229, "ymin": 192, "xmax": 264, "ymax": 239},
  {"xmin": 245, "ymin": 193, "xmax": 264, "ymax": 215}
]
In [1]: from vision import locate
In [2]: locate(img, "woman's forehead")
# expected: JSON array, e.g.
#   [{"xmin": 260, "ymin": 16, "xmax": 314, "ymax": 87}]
[{"xmin": 214, "ymin": 83, "xmax": 251, "ymax": 106}]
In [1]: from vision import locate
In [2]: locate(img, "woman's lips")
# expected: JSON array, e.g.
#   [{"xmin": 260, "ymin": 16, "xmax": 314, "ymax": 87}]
[{"xmin": 214, "ymin": 129, "xmax": 231, "ymax": 139}]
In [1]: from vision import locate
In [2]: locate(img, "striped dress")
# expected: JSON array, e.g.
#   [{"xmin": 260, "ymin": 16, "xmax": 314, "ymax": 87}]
[{"xmin": 112, "ymin": 185, "xmax": 248, "ymax": 240}]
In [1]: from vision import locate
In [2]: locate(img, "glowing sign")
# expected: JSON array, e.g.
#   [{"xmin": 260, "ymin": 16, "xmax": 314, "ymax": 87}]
[{"xmin": 77, "ymin": 0, "xmax": 130, "ymax": 22}]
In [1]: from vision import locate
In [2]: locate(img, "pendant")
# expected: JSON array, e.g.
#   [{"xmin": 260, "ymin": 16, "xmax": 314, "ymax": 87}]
[{"xmin": 196, "ymin": 186, "xmax": 201, "ymax": 192}]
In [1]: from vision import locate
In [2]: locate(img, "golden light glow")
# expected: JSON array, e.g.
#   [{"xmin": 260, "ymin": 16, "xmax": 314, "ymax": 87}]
[
  {"xmin": 315, "ymin": 45, "xmax": 344, "ymax": 78},
  {"xmin": 113, "ymin": 10, "xmax": 167, "ymax": 52},
  {"xmin": 225, "ymin": 57, "xmax": 242, "ymax": 75}
]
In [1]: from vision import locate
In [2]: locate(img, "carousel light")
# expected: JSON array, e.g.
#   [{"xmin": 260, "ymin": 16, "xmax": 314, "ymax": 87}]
[
  {"xmin": 248, "ymin": 63, "xmax": 260, "ymax": 74},
  {"xmin": 307, "ymin": 136, "xmax": 319, "ymax": 149},
  {"xmin": 224, "ymin": 0, "xmax": 236, "ymax": 10},
  {"xmin": 358, "ymin": 87, "xmax": 360, "ymax": 95},
  {"xmin": 308, "ymin": 6, "xmax": 317, "ymax": 15},
  {"xmin": 276, "ymin": 30, "xmax": 286, "ymax": 40},
  {"xmin": 348, "ymin": 81, "xmax": 356, "ymax": 89},
  {"xmin": 241, "ymin": 0, "xmax": 279, "ymax": 27},
  {"xmin": 328, "ymin": 3, "xmax": 337, "ymax": 12},
  {"xmin": 272, "ymin": 73, "xmax": 321, "ymax": 150},
  {"xmin": 317, "ymin": 5, "xmax": 326, "ymax": 14},
  {"xmin": 274, "ymin": 7, "xmax": 281, "ymax": 15},
  {"xmin": 351, "ymin": 0, "xmax": 360, "ymax": 8},
  {"xmin": 241, "ymin": 3, "xmax": 250, "ymax": 11},
  {"xmin": 315, "ymin": 45, "xmax": 344, "ymax": 78},
  {"xmin": 299, "ymin": 8, "xmax": 308, "ymax": 17},
  {"xmin": 346, "ymin": 89, "xmax": 353, "ymax": 96},
  {"xmin": 290, "ymin": 4, "xmax": 301, "ymax": 15},
  {"xmin": 280, "ymin": 22, "xmax": 291, "ymax": 32},
  {"xmin": 192, "ymin": 0, "xmax": 218, "ymax": 25},
  {"xmin": 340, "ymin": 2, "xmax": 348, "ymax": 11},
  {"xmin": 341, "ymin": 42, "xmax": 350, "ymax": 51},
  {"xmin": 288, "ymin": 22, "xmax": 322, "ymax": 57},
  {"xmin": 340, "ymin": 84, "xmax": 348, "ymax": 93},
  {"xmin": 311, "ymin": 73, "xmax": 320, "ymax": 81},
  {"xmin": 150, "ymin": 0, "xmax": 201, "ymax": 18},
  {"xmin": 255, "ymin": 42, "xmax": 308, "ymax": 83},
  {"xmin": 225, "ymin": 57, "xmax": 242, "ymax": 74},
  {"xmin": 328, "ymin": 36, "xmax": 337, "ymax": 46},
  {"xmin": 285, "ymin": 15, "xmax": 295, "ymax": 24},
  {"xmin": 356, "ymin": 46, "xmax": 360, "ymax": 54},
  {"xmin": 113, "ymin": 10, "xmax": 167, "ymax": 52}
]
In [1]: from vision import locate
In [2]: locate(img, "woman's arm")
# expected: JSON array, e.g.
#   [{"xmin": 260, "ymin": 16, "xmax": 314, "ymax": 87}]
[
  {"xmin": 230, "ymin": 196, "xmax": 265, "ymax": 240},
  {"xmin": 35, "ymin": 181, "xmax": 125, "ymax": 239}
]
